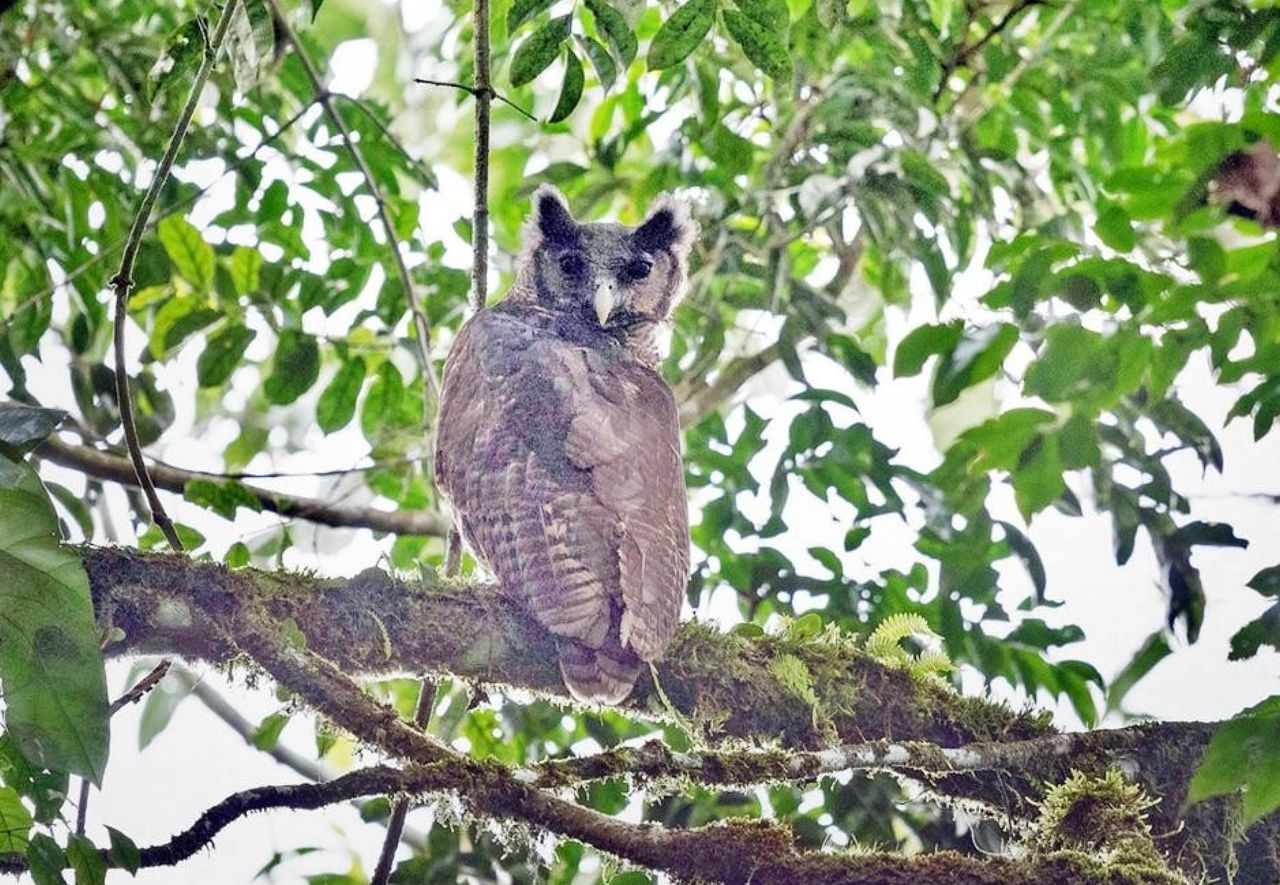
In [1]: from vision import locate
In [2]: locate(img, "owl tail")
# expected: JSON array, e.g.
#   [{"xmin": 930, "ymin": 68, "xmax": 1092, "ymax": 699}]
[{"xmin": 558, "ymin": 641, "xmax": 641, "ymax": 705}]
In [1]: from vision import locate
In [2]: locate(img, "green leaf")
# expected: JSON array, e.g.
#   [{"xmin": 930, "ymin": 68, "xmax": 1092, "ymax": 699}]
[
  {"xmin": 0, "ymin": 461, "xmax": 108, "ymax": 783},
  {"xmin": 548, "ymin": 50, "xmax": 585, "ymax": 123},
  {"xmin": 138, "ymin": 668, "xmax": 190, "ymax": 750},
  {"xmin": 316, "ymin": 356, "xmax": 367, "ymax": 433},
  {"xmin": 1011, "ymin": 434, "xmax": 1064, "ymax": 521},
  {"xmin": 998, "ymin": 521, "xmax": 1046, "ymax": 602},
  {"xmin": 721, "ymin": 8, "xmax": 792, "ymax": 80},
  {"xmin": 932, "ymin": 323, "xmax": 1018, "ymax": 406},
  {"xmin": 26, "ymin": 832, "xmax": 67, "ymax": 885},
  {"xmin": 0, "ymin": 735, "xmax": 68, "ymax": 823},
  {"xmin": 105, "ymin": 827, "xmax": 140, "ymax": 875},
  {"xmin": 263, "ymin": 330, "xmax": 320, "ymax": 405},
  {"xmin": 228, "ymin": 246, "xmax": 262, "ymax": 295},
  {"xmin": 509, "ymin": 15, "xmax": 572, "ymax": 87},
  {"xmin": 0, "ymin": 457, "xmax": 109, "ymax": 785},
  {"xmin": 1095, "ymin": 203, "xmax": 1137, "ymax": 252},
  {"xmin": 148, "ymin": 294, "xmax": 219, "ymax": 358},
  {"xmin": 156, "ymin": 215, "xmax": 214, "ymax": 291},
  {"xmin": 585, "ymin": 0, "xmax": 637, "ymax": 66},
  {"xmin": 647, "ymin": 0, "xmax": 716, "ymax": 70},
  {"xmin": 361, "ymin": 362, "xmax": 406, "ymax": 437},
  {"xmin": 197, "ymin": 323, "xmax": 256, "ymax": 387},
  {"xmin": 0, "ymin": 403, "xmax": 66, "ymax": 457},
  {"xmin": 147, "ymin": 18, "xmax": 205, "ymax": 102},
  {"xmin": 66, "ymin": 833, "xmax": 107, "ymax": 885},
  {"xmin": 894, "ymin": 322, "xmax": 961, "ymax": 377},
  {"xmin": 183, "ymin": 478, "xmax": 264, "ymax": 520},
  {"xmin": 1248, "ymin": 565, "xmax": 1280, "ymax": 597},
  {"xmin": 227, "ymin": 0, "xmax": 276, "ymax": 92},
  {"xmin": 1106, "ymin": 631, "xmax": 1171, "ymax": 713},
  {"xmin": 1187, "ymin": 698, "xmax": 1280, "ymax": 824},
  {"xmin": 0, "ymin": 784, "xmax": 32, "ymax": 853},
  {"xmin": 508, "ymin": 0, "xmax": 556, "ymax": 32},
  {"xmin": 578, "ymin": 36, "xmax": 617, "ymax": 91},
  {"xmin": 252, "ymin": 712, "xmax": 290, "ymax": 750}
]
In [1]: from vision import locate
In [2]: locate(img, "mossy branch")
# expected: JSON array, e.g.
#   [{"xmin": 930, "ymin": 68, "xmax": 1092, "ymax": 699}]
[{"xmin": 84, "ymin": 546, "xmax": 1279, "ymax": 882}]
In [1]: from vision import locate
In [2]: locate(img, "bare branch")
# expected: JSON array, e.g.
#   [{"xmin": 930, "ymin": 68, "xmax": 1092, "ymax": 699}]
[
  {"xmin": 37, "ymin": 435, "xmax": 450, "ymax": 536},
  {"xmin": 108, "ymin": 0, "xmax": 243, "ymax": 552},
  {"xmin": 413, "ymin": 78, "xmax": 535, "ymax": 121}
]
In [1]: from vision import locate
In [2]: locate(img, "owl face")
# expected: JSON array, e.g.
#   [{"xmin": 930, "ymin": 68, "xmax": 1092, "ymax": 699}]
[{"xmin": 520, "ymin": 186, "xmax": 695, "ymax": 333}]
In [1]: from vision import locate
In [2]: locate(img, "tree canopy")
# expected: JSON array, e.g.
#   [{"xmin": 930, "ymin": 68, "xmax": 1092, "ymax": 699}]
[{"xmin": 2, "ymin": 0, "xmax": 1280, "ymax": 881}]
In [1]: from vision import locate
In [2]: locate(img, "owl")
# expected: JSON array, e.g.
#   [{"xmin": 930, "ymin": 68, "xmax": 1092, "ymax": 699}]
[{"xmin": 434, "ymin": 186, "xmax": 695, "ymax": 704}]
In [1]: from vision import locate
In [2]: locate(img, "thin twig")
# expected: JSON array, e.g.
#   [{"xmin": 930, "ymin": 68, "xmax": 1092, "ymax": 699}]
[
  {"xmin": 108, "ymin": 0, "xmax": 242, "ymax": 552},
  {"xmin": 413, "ymin": 77, "xmax": 535, "ymax": 122},
  {"xmin": 268, "ymin": 0, "xmax": 441, "ymax": 412},
  {"xmin": 76, "ymin": 659, "xmax": 173, "ymax": 836},
  {"xmin": 369, "ymin": 679, "xmax": 436, "ymax": 883},
  {"xmin": 177, "ymin": 662, "xmax": 429, "ymax": 852},
  {"xmin": 933, "ymin": 0, "xmax": 1046, "ymax": 102},
  {"xmin": 110, "ymin": 659, "xmax": 173, "ymax": 714},
  {"xmin": 37, "ymin": 435, "xmax": 451, "ymax": 536}
]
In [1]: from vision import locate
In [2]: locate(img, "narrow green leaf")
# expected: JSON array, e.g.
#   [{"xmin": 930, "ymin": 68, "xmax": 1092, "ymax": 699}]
[
  {"xmin": 156, "ymin": 215, "xmax": 214, "ymax": 291},
  {"xmin": 1248, "ymin": 565, "xmax": 1280, "ymax": 597},
  {"xmin": 361, "ymin": 362, "xmax": 406, "ymax": 437},
  {"xmin": 197, "ymin": 323, "xmax": 256, "ymax": 387},
  {"xmin": 578, "ymin": 36, "xmax": 617, "ymax": 91},
  {"xmin": 138, "ymin": 666, "xmax": 191, "ymax": 750},
  {"xmin": 721, "ymin": 8, "xmax": 792, "ymax": 80},
  {"xmin": 585, "ymin": 0, "xmax": 637, "ymax": 66},
  {"xmin": 509, "ymin": 15, "xmax": 572, "ymax": 87},
  {"xmin": 1106, "ymin": 631, "xmax": 1171, "ymax": 713},
  {"xmin": 316, "ymin": 356, "xmax": 367, "ymax": 433},
  {"xmin": 228, "ymin": 246, "xmax": 262, "ymax": 295},
  {"xmin": 227, "ymin": 0, "xmax": 276, "ymax": 93},
  {"xmin": 997, "ymin": 521, "xmax": 1046, "ymax": 602},
  {"xmin": 263, "ymin": 330, "xmax": 320, "ymax": 405},
  {"xmin": 0, "ymin": 785, "xmax": 32, "ymax": 853},
  {"xmin": 648, "ymin": 0, "xmax": 716, "ymax": 70},
  {"xmin": 548, "ymin": 50, "xmax": 585, "ymax": 123},
  {"xmin": 508, "ymin": 0, "xmax": 556, "ymax": 32},
  {"xmin": 0, "ymin": 458, "xmax": 109, "ymax": 785}
]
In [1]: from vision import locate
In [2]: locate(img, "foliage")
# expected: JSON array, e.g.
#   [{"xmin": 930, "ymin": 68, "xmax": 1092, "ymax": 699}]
[{"xmin": 2, "ymin": 0, "xmax": 1280, "ymax": 879}]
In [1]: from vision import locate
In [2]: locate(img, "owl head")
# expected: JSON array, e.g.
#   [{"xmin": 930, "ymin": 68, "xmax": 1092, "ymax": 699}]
[{"xmin": 511, "ymin": 186, "xmax": 697, "ymax": 336}]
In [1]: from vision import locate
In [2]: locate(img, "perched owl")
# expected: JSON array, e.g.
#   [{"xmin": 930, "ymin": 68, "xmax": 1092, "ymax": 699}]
[{"xmin": 434, "ymin": 186, "xmax": 694, "ymax": 704}]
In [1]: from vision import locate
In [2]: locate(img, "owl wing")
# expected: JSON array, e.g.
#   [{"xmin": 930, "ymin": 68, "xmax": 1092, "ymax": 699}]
[
  {"xmin": 435, "ymin": 311, "xmax": 617, "ymax": 652},
  {"xmin": 560, "ymin": 352, "xmax": 690, "ymax": 661}
]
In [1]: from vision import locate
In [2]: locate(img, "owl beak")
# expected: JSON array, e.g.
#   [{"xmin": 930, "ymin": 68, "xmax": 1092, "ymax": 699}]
[{"xmin": 593, "ymin": 281, "xmax": 616, "ymax": 326}]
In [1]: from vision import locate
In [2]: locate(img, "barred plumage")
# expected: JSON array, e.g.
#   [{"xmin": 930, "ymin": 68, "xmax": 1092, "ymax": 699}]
[{"xmin": 435, "ymin": 187, "xmax": 695, "ymax": 703}]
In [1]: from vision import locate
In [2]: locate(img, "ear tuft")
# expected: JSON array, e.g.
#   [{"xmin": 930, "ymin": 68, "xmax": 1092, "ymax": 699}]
[
  {"xmin": 531, "ymin": 184, "xmax": 578, "ymax": 245},
  {"xmin": 634, "ymin": 194, "xmax": 697, "ymax": 260}
]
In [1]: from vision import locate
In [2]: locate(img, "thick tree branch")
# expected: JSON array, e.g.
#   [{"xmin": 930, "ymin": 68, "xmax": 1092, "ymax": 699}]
[
  {"xmin": 84, "ymin": 546, "xmax": 1279, "ymax": 881},
  {"xmin": 677, "ymin": 343, "xmax": 782, "ymax": 427},
  {"xmin": 87, "ymin": 547, "xmax": 1046, "ymax": 750},
  {"xmin": 38, "ymin": 436, "xmax": 449, "ymax": 536},
  {"xmin": 216, "ymin": 598, "xmax": 1186, "ymax": 885}
]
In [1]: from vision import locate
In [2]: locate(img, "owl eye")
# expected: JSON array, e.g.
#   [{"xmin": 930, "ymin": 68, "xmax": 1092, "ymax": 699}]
[
  {"xmin": 559, "ymin": 252, "xmax": 587, "ymax": 277},
  {"xmin": 622, "ymin": 257, "xmax": 653, "ymax": 281}
]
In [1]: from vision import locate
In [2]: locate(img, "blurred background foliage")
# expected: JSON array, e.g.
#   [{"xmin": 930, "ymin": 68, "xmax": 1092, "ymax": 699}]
[{"xmin": 4, "ymin": 0, "xmax": 1280, "ymax": 879}]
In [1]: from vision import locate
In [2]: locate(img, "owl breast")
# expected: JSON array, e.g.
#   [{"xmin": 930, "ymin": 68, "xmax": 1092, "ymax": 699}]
[{"xmin": 435, "ymin": 302, "xmax": 689, "ymax": 703}]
